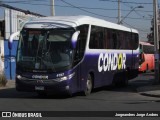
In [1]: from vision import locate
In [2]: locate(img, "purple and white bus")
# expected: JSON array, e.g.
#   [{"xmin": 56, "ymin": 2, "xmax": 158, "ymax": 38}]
[{"xmin": 9, "ymin": 16, "xmax": 139, "ymax": 96}]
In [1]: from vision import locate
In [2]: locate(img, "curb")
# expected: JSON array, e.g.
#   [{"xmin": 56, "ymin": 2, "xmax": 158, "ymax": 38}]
[
  {"xmin": 137, "ymin": 85, "xmax": 160, "ymax": 92},
  {"xmin": 139, "ymin": 91, "xmax": 160, "ymax": 98},
  {"xmin": 137, "ymin": 85, "xmax": 160, "ymax": 98}
]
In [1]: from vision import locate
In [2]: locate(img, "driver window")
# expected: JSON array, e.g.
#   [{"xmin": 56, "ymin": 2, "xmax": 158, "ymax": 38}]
[{"xmin": 74, "ymin": 25, "xmax": 89, "ymax": 62}]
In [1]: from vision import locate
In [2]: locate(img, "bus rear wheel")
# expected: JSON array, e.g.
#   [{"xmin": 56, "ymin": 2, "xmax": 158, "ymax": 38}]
[{"xmin": 83, "ymin": 74, "xmax": 93, "ymax": 96}]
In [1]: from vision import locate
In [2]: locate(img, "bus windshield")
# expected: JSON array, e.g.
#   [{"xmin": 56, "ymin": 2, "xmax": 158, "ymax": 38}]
[{"xmin": 17, "ymin": 28, "xmax": 75, "ymax": 72}]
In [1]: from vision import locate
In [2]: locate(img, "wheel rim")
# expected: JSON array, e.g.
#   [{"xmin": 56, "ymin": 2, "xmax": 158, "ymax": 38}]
[
  {"xmin": 87, "ymin": 79, "xmax": 92, "ymax": 92},
  {"xmin": 85, "ymin": 75, "xmax": 92, "ymax": 95}
]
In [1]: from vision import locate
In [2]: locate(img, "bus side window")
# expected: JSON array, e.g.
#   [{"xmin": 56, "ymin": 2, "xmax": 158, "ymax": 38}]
[
  {"xmin": 112, "ymin": 31, "xmax": 117, "ymax": 49},
  {"xmin": 94, "ymin": 33, "xmax": 99, "ymax": 48},
  {"xmin": 125, "ymin": 32, "xmax": 131, "ymax": 49},
  {"xmin": 98, "ymin": 31, "xmax": 104, "ymax": 49},
  {"xmin": 107, "ymin": 30, "xmax": 113, "ymax": 49},
  {"xmin": 89, "ymin": 25, "xmax": 94, "ymax": 48},
  {"xmin": 89, "ymin": 25, "xmax": 104, "ymax": 49},
  {"xmin": 132, "ymin": 33, "xmax": 139, "ymax": 50},
  {"xmin": 104, "ymin": 29, "xmax": 108, "ymax": 49},
  {"xmin": 117, "ymin": 32, "xmax": 124, "ymax": 49},
  {"xmin": 116, "ymin": 31, "xmax": 122, "ymax": 49}
]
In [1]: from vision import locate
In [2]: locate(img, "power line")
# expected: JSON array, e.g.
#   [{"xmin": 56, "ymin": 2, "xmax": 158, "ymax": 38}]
[
  {"xmin": 127, "ymin": 16, "xmax": 151, "ymax": 20},
  {"xmin": 133, "ymin": 10, "xmax": 147, "ymax": 19},
  {"xmin": 0, "ymin": 0, "xmax": 153, "ymax": 21},
  {"xmin": 60, "ymin": 0, "xmax": 151, "ymax": 20},
  {"xmin": 123, "ymin": 21, "xmax": 150, "ymax": 40},
  {"xmin": 1, "ymin": 1, "xmax": 153, "ymax": 13},
  {"xmin": 122, "ymin": 3, "xmax": 152, "ymax": 21},
  {"xmin": 100, "ymin": 0, "xmax": 153, "ymax": 5},
  {"xmin": 1, "ymin": 0, "xmax": 46, "ymax": 3},
  {"xmin": 60, "ymin": 0, "xmax": 116, "ymax": 19},
  {"xmin": 122, "ymin": 1, "xmax": 154, "ymax": 18},
  {"xmin": 120, "ymin": 3, "xmax": 152, "ymax": 20},
  {"xmin": 123, "ymin": 21, "xmax": 149, "ymax": 33}
]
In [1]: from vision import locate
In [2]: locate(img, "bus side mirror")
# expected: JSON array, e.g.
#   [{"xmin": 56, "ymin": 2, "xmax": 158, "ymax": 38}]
[
  {"xmin": 71, "ymin": 31, "xmax": 80, "ymax": 49},
  {"xmin": 8, "ymin": 31, "xmax": 20, "ymax": 50}
]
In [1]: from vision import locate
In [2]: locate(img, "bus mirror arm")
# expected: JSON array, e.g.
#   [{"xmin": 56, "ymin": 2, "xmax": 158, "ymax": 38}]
[
  {"xmin": 8, "ymin": 31, "xmax": 20, "ymax": 50},
  {"xmin": 71, "ymin": 31, "xmax": 80, "ymax": 49}
]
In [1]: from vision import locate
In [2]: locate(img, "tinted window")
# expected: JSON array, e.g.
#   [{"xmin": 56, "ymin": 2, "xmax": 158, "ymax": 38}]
[
  {"xmin": 143, "ymin": 45, "xmax": 154, "ymax": 54},
  {"xmin": 132, "ymin": 33, "xmax": 139, "ymax": 49},
  {"xmin": 104, "ymin": 29, "xmax": 113, "ymax": 49},
  {"xmin": 89, "ymin": 25, "xmax": 139, "ymax": 50},
  {"xmin": 89, "ymin": 26, "xmax": 104, "ymax": 49}
]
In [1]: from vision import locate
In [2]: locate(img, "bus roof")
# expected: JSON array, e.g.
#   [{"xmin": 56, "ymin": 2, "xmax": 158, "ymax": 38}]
[{"xmin": 24, "ymin": 15, "xmax": 138, "ymax": 33}]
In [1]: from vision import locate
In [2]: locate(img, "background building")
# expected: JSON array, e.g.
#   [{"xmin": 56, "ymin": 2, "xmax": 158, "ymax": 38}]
[{"xmin": 0, "ymin": 7, "xmax": 39, "ymax": 80}]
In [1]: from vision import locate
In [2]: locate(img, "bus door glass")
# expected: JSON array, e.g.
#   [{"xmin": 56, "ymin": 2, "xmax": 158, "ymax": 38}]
[{"xmin": 73, "ymin": 25, "xmax": 89, "ymax": 90}]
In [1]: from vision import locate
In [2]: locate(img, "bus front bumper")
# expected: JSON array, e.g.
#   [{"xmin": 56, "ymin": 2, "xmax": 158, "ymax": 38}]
[{"xmin": 16, "ymin": 78, "xmax": 71, "ymax": 94}]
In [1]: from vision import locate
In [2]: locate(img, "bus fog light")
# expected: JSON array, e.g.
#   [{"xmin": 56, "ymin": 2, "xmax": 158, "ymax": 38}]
[
  {"xmin": 65, "ymin": 85, "xmax": 69, "ymax": 90},
  {"xmin": 17, "ymin": 75, "xmax": 22, "ymax": 79}
]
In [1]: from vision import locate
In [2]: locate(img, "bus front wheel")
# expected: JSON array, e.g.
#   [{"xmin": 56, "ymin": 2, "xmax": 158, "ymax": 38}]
[{"xmin": 83, "ymin": 74, "xmax": 93, "ymax": 96}]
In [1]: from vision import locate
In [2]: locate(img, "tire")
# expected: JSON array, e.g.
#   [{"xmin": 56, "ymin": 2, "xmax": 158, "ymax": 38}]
[{"xmin": 83, "ymin": 74, "xmax": 93, "ymax": 96}]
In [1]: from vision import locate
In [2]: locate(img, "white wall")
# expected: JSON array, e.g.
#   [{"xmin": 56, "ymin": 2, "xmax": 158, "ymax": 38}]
[{"xmin": 5, "ymin": 8, "xmax": 36, "ymax": 40}]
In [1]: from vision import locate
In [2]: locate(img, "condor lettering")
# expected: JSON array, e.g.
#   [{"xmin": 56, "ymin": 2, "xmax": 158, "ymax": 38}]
[{"xmin": 98, "ymin": 53, "xmax": 126, "ymax": 72}]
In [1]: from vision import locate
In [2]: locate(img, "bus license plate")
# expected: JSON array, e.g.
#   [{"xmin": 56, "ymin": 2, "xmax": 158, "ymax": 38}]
[{"xmin": 35, "ymin": 86, "xmax": 44, "ymax": 91}]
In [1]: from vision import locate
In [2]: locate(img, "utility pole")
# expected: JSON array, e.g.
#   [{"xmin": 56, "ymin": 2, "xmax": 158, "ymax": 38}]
[
  {"xmin": 50, "ymin": 0, "xmax": 55, "ymax": 16},
  {"xmin": 153, "ymin": 0, "xmax": 160, "ymax": 84},
  {"xmin": 117, "ymin": 0, "xmax": 121, "ymax": 24},
  {"xmin": 9, "ymin": 9, "xmax": 12, "ymax": 80}
]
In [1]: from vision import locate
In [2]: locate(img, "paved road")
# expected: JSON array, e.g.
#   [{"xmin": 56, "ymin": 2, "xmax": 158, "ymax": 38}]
[{"xmin": 0, "ymin": 72, "xmax": 160, "ymax": 119}]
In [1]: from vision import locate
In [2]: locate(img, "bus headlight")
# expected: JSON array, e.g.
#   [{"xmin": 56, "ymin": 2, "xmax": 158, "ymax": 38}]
[
  {"xmin": 60, "ymin": 76, "xmax": 68, "ymax": 81},
  {"xmin": 59, "ymin": 72, "xmax": 75, "ymax": 82}
]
